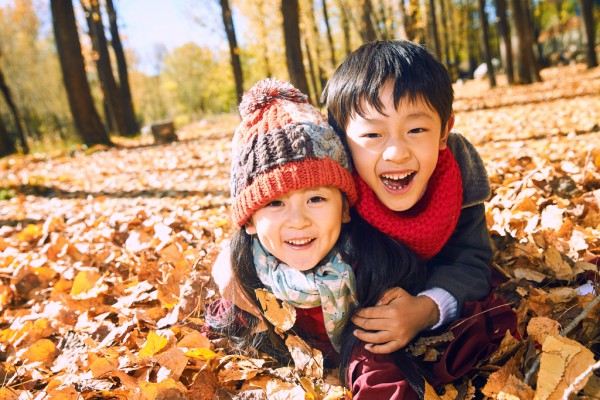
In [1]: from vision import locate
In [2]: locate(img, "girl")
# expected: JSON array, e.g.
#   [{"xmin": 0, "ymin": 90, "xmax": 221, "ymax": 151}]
[{"xmin": 207, "ymin": 78, "xmax": 426, "ymax": 399}]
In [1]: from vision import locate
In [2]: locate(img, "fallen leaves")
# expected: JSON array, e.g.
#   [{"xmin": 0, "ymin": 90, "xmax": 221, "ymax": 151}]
[{"xmin": 0, "ymin": 65, "xmax": 598, "ymax": 398}]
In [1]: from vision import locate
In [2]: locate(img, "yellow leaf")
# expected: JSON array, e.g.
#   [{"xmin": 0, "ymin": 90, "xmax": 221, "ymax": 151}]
[
  {"xmin": 70, "ymin": 270, "xmax": 107, "ymax": 299},
  {"xmin": 17, "ymin": 224, "xmax": 43, "ymax": 242},
  {"xmin": 22, "ymin": 338, "xmax": 57, "ymax": 365},
  {"xmin": 185, "ymin": 348, "xmax": 218, "ymax": 360},
  {"xmin": 139, "ymin": 330, "xmax": 169, "ymax": 358},
  {"xmin": 138, "ymin": 378, "xmax": 188, "ymax": 400},
  {"xmin": 0, "ymin": 388, "xmax": 19, "ymax": 399}
]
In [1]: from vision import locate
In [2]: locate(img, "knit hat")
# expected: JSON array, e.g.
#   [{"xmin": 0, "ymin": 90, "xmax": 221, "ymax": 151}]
[{"xmin": 230, "ymin": 78, "xmax": 357, "ymax": 227}]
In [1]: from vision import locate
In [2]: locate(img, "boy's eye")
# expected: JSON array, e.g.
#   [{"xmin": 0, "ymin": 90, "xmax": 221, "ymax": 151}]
[
  {"xmin": 308, "ymin": 196, "xmax": 326, "ymax": 204},
  {"xmin": 408, "ymin": 127, "xmax": 426, "ymax": 134},
  {"xmin": 265, "ymin": 200, "xmax": 284, "ymax": 207}
]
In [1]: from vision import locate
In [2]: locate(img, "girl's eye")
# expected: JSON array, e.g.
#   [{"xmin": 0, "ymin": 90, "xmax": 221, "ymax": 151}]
[
  {"xmin": 308, "ymin": 196, "xmax": 326, "ymax": 204},
  {"xmin": 362, "ymin": 133, "xmax": 381, "ymax": 138},
  {"xmin": 265, "ymin": 200, "xmax": 284, "ymax": 207}
]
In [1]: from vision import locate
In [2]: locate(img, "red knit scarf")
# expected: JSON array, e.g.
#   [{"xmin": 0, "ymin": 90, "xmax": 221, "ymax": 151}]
[{"xmin": 354, "ymin": 147, "xmax": 463, "ymax": 260}]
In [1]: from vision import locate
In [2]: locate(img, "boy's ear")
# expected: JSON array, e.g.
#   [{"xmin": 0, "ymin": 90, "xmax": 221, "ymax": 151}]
[
  {"xmin": 245, "ymin": 219, "xmax": 257, "ymax": 235},
  {"xmin": 342, "ymin": 200, "xmax": 351, "ymax": 223},
  {"xmin": 439, "ymin": 114, "xmax": 455, "ymax": 150}
]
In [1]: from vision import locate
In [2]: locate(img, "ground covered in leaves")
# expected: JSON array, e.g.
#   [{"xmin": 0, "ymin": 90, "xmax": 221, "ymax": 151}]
[{"xmin": 0, "ymin": 64, "xmax": 599, "ymax": 399}]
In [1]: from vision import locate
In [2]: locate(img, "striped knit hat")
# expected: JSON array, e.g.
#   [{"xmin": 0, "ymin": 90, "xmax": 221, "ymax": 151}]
[{"xmin": 230, "ymin": 78, "xmax": 357, "ymax": 227}]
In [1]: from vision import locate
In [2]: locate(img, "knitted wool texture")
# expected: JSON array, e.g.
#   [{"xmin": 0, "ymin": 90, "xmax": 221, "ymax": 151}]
[
  {"xmin": 231, "ymin": 78, "xmax": 357, "ymax": 227},
  {"xmin": 354, "ymin": 147, "xmax": 463, "ymax": 260}
]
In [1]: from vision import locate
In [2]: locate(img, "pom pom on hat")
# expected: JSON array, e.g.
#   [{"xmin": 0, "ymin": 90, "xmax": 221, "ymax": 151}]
[
  {"xmin": 230, "ymin": 78, "xmax": 357, "ymax": 227},
  {"xmin": 238, "ymin": 78, "xmax": 308, "ymax": 118}
]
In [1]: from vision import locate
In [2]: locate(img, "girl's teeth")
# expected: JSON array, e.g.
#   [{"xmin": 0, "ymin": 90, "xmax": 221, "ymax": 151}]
[{"xmin": 286, "ymin": 238, "xmax": 314, "ymax": 245}]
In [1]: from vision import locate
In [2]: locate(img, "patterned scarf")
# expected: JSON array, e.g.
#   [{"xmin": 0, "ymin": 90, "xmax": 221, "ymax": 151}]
[
  {"xmin": 354, "ymin": 147, "xmax": 463, "ymax": 260},
  {"xmin": 252, "ymin": 238, "xmax": 357, "ymax": 350}
]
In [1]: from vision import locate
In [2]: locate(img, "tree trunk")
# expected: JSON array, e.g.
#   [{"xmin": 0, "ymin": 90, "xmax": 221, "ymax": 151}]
[
  {"xmin": 580, "ymin": 0, "xmax": 598, "ymax": 68},
  {"xmin": 106, "ymin": 0, "xmax": 139, "ymax": 135},
  {"xmin": 308, "ymin": 0, "xmax": 327, "ymax": 94},
  {"xmin": 495, "ymin": 0, "xmax": 514, "ymax": 83},
  {"xmin": 322, "ymin": 0, "xmax": 336, "ymax": 68},
  {"xmin": 477, "ymin": 0, "xmax": 496, "ymax": 87},
  {"xmin": 335, "ymin": 0, "xmax": 352, "ymax": 57},
  {"xmin": 281, "ymin": 0, "xmax": 311, "ymax": 98},
  {"xmin": 0, "ymin": 64, "xmax": 28, "ymax": 154},
  {"xmin": 524, "ymin": 0, "xmax": 542, "ymax": 81},
  {"xmin": 510, "ymin": 0, "xmax": 531, "ymax": 83},
  {"xmin": 427, "ymin": 0, "xmax": 441, "ymax": 57},
  {"xmin": 360, "ymin": 0, "xmax": 377, "ymax": 42},
  {"xmin": 439, "ymin": 0, "xmax": 453, "ymax": 77},
  {"xmin": 396, "ymin": 0, "xmax": 408, "ymax": 39},
  {"xmin": 303, "ymin": 35, "xmax": 320, "ymax": 105},
  {"xmin": 257, "ymin": 0, "xmax": 272, "ymax": 77},
  {"xmin": 82, "ymin": 0, "xmax": 128, "ymax": 136},
  {"xmin": 0, "ymin": 115, "xmax": 16, "ymax": 157},
  {"xmin": 50, "ymin": 0, "xmax": 111, "ymax": 147},
  {"xmin": 220, "ymin": 0, "xmax": 244, "ymax": 104}
]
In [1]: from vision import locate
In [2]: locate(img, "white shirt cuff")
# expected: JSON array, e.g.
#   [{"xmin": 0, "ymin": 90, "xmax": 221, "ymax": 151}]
[{"xmin": 418, "ymin": 287, "xmax": 458, "ymax": 330}]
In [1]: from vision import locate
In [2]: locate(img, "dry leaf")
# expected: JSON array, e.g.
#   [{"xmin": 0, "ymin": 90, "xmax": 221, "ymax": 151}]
[
  {"xmin": 255, "ymin": 288, "xmax": 296, "ymax": 332},
  {"xmin": 535, "ymin": 335, "xmax": 596, "ymax": 400},
  {"xmin": 526, "ymin": 317, "xmax": 560, "ymax": 345},
  {"xmin": 285, "ymin": 334, "xmax": 323, "ymax": 379},
  {"xmin": 139, "ymin": 330, "xmax": 170, "ymax": 358}
]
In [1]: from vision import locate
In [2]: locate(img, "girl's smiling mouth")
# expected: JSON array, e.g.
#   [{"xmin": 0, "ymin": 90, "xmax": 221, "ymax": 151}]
[{"xmin": 380, "ymin": 171, "xmax": 416, "ymax": 190}]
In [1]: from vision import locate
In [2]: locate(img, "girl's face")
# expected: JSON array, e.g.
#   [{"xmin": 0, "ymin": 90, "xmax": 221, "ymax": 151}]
[
  {"xmin": 345, "ymin": 81, "xmax": 454, "ymax": 212},
  {"xmin": 245, "ymin": 186, "xmax": 349, "ymax": 271}
]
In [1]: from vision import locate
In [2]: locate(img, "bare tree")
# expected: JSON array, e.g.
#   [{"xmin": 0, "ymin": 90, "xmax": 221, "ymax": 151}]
[
  {"xmin": 321, "ymin": 0, "xmax": 336, "ymax": 68},
  {"xmin": 220, "ymin": 0, "xmax": 244, "ymax": 104},
  {"xmin": 50, "ymin": 0, "xmax": 112, "ymax": 147},
  {"xmin": 580, "ymin": 0, "xmax": 598, "ymax": 68},
  {"xmin": 335, "ymin": 0, "xmax": 352, "ymax": 56},
  {"xmin": 511, "ymin": 0, "xmax": 541, "ymax": 84},
  {"xmin": 359, "ymin": 0, "xmax": 377, "ymax": 42},
  {"xmin": 82, "ymin": 0, "xmax": 128, "ymax": 136},
  {"xmin": 0, "ymin": 62, "xmax": 28, "ymax": 154},
  {"xmin": 106, "ymin": 0, "xmax": 139, "ymax": 135},
  {"xmin": 477, "ymin": 0, "xmax": 496, "ymax": 87},
  {"xmin": 281, "ymin": 0, "xmax": 311, "ymax": 98},
  {"xmin": 495, "ymin": 0, "xmax": 514, "ymax": 83},
  {"xmin": 427, "ymin": 0, "xmax": 441, "ymax": 57},
  {"xmin": 0, "ymin": 115, "xmax": 16, "ymax": 157}
]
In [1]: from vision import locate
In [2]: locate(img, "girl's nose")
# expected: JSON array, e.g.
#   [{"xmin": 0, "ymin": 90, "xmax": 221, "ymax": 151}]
[{"xmin": 286, "ymin": 207, "xmax": 311, "ymax": 229}]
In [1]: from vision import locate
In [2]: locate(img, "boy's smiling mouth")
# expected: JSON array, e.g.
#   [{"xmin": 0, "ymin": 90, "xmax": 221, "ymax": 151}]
[{"xmin": 380, "ymin": 171, "xmax": 416, "ymax": 190}]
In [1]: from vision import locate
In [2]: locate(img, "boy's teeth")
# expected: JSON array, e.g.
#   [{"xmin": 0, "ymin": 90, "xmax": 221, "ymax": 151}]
[
  {"xmin": 381, "ymin": 171, "xmax": 415, "ymax": 189},
  {"xmin": 286, "ymin": 238, "xmax": 313, "ymax": 245}
]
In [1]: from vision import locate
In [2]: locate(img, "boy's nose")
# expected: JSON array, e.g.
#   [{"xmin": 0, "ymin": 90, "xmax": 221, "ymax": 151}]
[{"xmin": 382, "ymin": 144, "xmax": 410, "ymax": 163}]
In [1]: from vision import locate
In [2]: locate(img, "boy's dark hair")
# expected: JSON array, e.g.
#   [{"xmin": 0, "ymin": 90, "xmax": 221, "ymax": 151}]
[
  {"xmin": 322, "ymin": 40, "xmax": 454, "ymax": 135},
  {"xmin": 207, "ymin": 210, "xmax": 428, "ymax": 395}
]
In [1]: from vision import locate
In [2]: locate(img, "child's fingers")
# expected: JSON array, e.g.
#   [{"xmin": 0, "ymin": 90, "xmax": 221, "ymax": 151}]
[
  {"xmin": 375, "ymin": 286, "xmax": 409, "ymax": 306},
  {"xmin": 353, "ymin": 328, "xmax": 392, "ymax": 344},
  {"xmin": 351, "ymin": 314, "xmax": 391, "ymax": 331},
  {"xmin": 364, "ymin": 341, "xmax": 405, "ymax": 354}
]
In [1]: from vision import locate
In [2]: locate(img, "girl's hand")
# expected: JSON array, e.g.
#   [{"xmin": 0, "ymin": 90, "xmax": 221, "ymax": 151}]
[
  {"xmin": 211, "ymin": 240, "xmax": 262, "ymax": 317},
  {"xmin": 351, "ymin": 287, "xmax": 440, "ymax": 354}
]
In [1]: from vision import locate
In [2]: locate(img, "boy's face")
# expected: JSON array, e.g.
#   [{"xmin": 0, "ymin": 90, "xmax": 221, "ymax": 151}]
[
  {"xmin": 345, "ymin": 81, "xmax": 453, "ymax": 212},
  {"xmin": 245, "ymin": 186, "xmax": 349, "ymax": 271}
]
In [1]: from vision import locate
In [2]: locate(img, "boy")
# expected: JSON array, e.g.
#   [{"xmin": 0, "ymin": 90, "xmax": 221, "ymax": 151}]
[{"xmin": 322, "ymin": 39, "xmax": 493, "ymax": 355}]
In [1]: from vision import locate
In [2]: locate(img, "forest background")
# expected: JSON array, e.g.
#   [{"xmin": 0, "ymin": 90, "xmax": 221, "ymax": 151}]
[
  {"xmin": 0, "ymin": 0, "xmax": 599, "ymax": 399},
  {"xmin": 0, "ymin": 0, "xmax": 598, "ymax": 154}
]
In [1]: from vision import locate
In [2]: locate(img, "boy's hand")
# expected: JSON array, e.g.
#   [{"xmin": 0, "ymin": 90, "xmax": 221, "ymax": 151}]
[
  {"xmin": 211, "ymin": 241, "xmax": 262, "ymax": 317},
  {"xmin": 351, "ymin": 287, "xmax": 440, "ymax": 354}
]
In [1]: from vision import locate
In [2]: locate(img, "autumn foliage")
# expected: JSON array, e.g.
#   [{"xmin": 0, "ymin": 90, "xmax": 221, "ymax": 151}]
[{"xmin": 0, "ymin": 64, "xmax": 599, "ymax": 399}]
